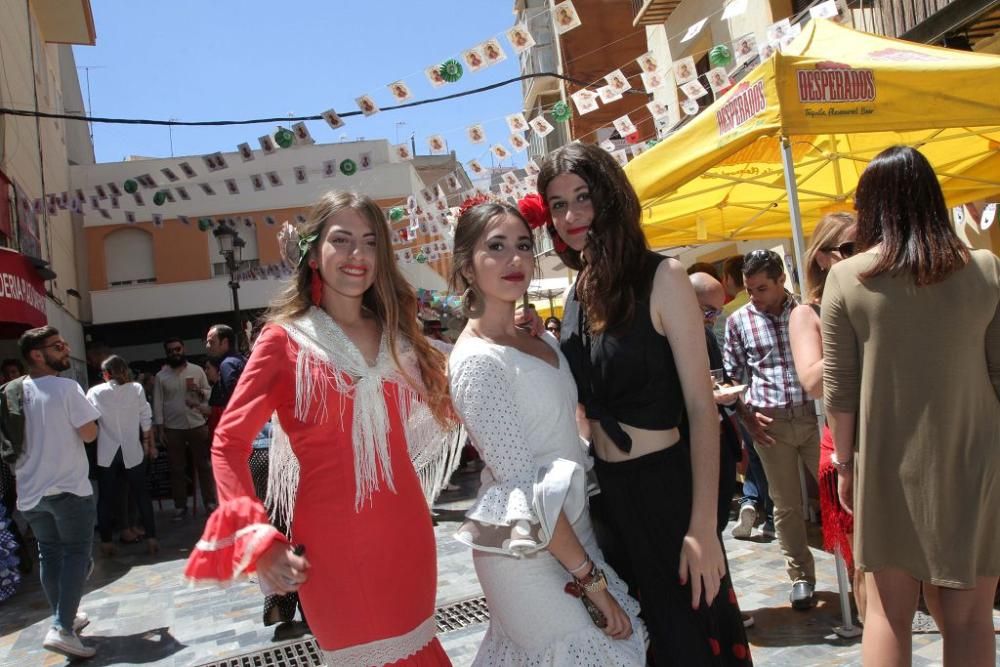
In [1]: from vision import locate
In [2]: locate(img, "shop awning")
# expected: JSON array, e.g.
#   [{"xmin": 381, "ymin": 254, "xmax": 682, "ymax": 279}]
[{"xmin": 0, "ymin": 249, "xmax": 48, "ymax": 332}]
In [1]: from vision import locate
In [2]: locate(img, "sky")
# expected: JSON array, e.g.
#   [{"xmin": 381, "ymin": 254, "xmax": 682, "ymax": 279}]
[{"xmin": 74, "ymin": 1, "xmax": 526, "ymax": 168}]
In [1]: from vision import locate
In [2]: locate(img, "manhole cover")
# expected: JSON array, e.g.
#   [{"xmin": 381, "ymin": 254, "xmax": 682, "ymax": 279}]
[{"xmin": 196, "ymin": 597, "xmax": 490, "ymax": 666}]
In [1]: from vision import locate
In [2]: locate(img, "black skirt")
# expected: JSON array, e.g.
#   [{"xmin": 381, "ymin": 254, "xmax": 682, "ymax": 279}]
[{"xmin": 591, "ymin": 440, "xmax": 752, "ymax": 667}]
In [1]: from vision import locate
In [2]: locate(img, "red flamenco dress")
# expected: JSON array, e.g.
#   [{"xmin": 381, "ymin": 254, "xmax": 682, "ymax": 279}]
[
  {"xmin": 818, "ymin": 425, "xmax": 855, "ymax": 570},
  {"xmin": 186, "ymin": 308, "xmax": 460, "ymax": 666}
]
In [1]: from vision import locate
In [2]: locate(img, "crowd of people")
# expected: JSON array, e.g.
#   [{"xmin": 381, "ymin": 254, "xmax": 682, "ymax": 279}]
[{"xmin": 1, "ymin": 143, "xmax": 997, "ymax": 666}]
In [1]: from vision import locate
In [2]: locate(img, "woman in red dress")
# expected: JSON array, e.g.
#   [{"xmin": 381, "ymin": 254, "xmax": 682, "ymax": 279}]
[{"xmin": 186, "ymin": 191, "xmax": 459, "ymax": 666}]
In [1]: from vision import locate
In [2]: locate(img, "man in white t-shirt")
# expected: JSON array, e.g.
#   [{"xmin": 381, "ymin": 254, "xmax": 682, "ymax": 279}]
[{"xmin": 15, "ymin": 326, "xmax": 100, "ymax": 659}]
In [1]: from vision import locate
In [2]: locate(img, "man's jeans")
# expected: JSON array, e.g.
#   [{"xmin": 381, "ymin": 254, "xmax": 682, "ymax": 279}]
[{"xmin": 22, "ymin": 492, "xmax": 95, "ymax": 631}]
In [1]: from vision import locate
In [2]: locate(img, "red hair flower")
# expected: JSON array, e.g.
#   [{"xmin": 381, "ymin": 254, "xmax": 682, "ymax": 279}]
[
  {"xmin": 457, "ymin": 193, "xmax": 493, "ymax": 218},
  {"xmin": 517, "ymin": 193, "xmax": 551, "ymax": 230}
]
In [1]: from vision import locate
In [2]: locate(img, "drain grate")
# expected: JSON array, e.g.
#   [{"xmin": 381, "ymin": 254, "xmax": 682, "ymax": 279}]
[
  {"xmin": 196, "ymin": 597, "xmax": 489, "ymax": 666},
  {"xmin": 435, "ymin": 595, "xmax": 490, "ymax": 633}
]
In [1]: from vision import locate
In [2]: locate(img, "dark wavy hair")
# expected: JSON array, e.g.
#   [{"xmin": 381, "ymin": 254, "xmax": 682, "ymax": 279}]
[
  {"xmin": 856, "ymin": 146, "xmax": 969, "ymax": 285},
  {"xmin": 537, "ymin": 143, "xmax": 648, "ymax": 334}
]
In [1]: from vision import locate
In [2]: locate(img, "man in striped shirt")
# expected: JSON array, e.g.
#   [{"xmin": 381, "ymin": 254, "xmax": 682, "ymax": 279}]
[{"xmin": 724, "ymin": 249, "xmax": 819, "ymax": 610}]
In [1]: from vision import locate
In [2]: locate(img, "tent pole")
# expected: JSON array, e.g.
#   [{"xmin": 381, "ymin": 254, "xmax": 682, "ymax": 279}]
[{"xmin": 780, "ymin": 137, "xmax": 810, "ymax": 300}]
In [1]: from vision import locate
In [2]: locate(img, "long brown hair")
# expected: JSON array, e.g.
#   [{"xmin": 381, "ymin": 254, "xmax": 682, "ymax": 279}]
[
  {"xmin": 856, "ymin": 146, "xmax": 969, "ymax": 285},
  {"xmin": 266, "ymin": 191, "xmax": 454, "ymax": 427},
  {"xmin": 101, "ymin": 355, "xmax": 131, "ymax": 385},
  {"xmin": 537, "ymin": 143, "xmax": 648, "ymax": 334},
  {"xmin": 804, "ymin": 212, "xmax": 855, "ymax": 302}
]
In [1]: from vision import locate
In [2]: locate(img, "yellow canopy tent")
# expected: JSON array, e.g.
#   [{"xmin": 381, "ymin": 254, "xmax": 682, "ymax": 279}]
[{"xmin": 626, "ymin": 19, "xmax": 1000, "ymax": 293}]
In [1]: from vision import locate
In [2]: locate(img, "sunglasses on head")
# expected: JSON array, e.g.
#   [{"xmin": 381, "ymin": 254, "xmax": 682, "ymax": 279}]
[{"xmin": 821, "ymin": 241, "xmax": 855, "ymax": 257}]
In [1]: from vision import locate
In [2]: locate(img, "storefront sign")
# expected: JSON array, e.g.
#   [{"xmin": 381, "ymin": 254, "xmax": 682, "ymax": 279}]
[{"xmin": 0, "ymin": 250, "xmax": 46, "ymax": 328}]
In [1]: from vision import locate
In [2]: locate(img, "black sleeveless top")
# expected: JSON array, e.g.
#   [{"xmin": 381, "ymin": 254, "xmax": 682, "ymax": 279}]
[{"xmin": 560, "ymin": 251, "xmax": 685, "ymax": 453}]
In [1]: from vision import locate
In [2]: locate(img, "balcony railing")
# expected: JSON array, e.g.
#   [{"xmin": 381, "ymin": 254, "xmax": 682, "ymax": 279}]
[
  {"xmin": 632, "ymin": 0, "xmax": 683, "ymax": 27},
  {"xmin": 851, "ymin": 0, "xmax": 999, "ymax": 44}
]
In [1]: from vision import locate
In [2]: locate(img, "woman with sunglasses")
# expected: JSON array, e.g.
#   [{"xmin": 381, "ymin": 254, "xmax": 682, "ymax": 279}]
[
  {"xmin": 539, "ymin": 143, "xmax": 750, "ymax": 665},
  {"xmin": 788, "ymin": 212, "xmax": 864, "ymax": 623}
]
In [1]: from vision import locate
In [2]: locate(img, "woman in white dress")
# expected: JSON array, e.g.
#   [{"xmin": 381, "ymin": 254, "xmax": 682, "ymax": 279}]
[{"xmin": 448, "ymin": 201, "xmax": 647, "ymax": 666}]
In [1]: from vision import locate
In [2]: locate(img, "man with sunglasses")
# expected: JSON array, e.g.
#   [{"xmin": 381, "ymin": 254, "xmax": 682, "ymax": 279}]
[
  {"xmin": 724, "ymin": 249, "xmax": 819, "ymax": 611},
  {"xmin": 152, "ymin": 338, "xmax": 214, "ymax": 521},
  {"xmin": 7, "ymin": 327, "xmax": 100, "ymax": 658}
]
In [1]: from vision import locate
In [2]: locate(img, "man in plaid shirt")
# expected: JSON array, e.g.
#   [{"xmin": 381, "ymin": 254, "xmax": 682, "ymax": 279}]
[{"xmin": 724, "ymin": 249, "xmax": 819, "ymax": 610}]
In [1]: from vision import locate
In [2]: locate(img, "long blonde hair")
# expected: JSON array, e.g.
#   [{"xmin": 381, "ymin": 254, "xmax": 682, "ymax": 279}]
[
  {"xmin": 805, "ymin": 211, "xmax": 855, "ymax": 302},
  {"xmin": 266, "ymin": 191, "xmax": 454, "ymax": 427}
]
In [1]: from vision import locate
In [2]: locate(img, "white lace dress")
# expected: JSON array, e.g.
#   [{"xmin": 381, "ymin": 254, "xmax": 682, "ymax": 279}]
[{"xmin": 449, "ymin": 335, "xmax": 648, "ymax": 667}]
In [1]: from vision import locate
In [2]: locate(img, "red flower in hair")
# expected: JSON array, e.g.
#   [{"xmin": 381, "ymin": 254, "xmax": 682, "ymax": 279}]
[
  {"xmin": 517, "ymin": 193, "xmax": 551, "ymax": 230},
  {"xmin": 457, "ymin": 193, "xmax": 492, "ymax": 218}
]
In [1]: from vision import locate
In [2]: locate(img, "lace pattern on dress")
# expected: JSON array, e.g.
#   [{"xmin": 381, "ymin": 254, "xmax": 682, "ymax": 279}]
[{"xmin": 321, "ymin": 614, "xmax": 436, "ymax": 667}]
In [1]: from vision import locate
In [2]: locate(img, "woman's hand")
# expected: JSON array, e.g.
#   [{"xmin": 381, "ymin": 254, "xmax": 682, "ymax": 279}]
[
  {"xmin": 585, "ymin": 587, "xmax": 633, "ymax": 640},
  {"xmin": 514, "ymin": 306, "xmax": 544, "ymax": 337},
  {"xmin": 679, "ymin": 526, "xmax": 726, "ymax": 608},
  {"xmin": 257, "ymin": 542, "xmax": 310, "ymax": 594},
  {"xmin": 837, "ymin": 468, "xmax": 854, "ymax": 515},
  {"xmin": 713, "ymin": 388, "xmax": 739, "ymax": 406}
]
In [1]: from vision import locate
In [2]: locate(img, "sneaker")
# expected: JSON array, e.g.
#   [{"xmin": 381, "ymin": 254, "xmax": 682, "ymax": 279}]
[
  {"xmin": 731, "ymin": 503, "xmax": 757, "ymax": 539},
  {"xmin": 760, "ymin": 521, "xmax": 776, "ymax": 539},
  {"xmin": 43, "ymin": 626, "xmax": 96, "ymax": 659},
  {"xmin": 171, "ymin": 508, "xmax": 188, "ymax": 522},
  {"xmin": 73, "ymin": 612, "xmax": 90, "ymax": 633},
  {"xmin": 742, "ymin": 613, "xmax": 755, "ymax": 628}
]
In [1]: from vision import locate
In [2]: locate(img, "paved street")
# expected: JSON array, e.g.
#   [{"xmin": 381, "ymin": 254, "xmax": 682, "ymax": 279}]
[{"xmin": 0, "ymin": 466, "xmax": 996, "ymax": 666}]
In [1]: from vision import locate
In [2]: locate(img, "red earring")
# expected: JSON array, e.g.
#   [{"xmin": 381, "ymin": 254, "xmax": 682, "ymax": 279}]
[{"xmin": 309, "ymin": 260, "xmax": 322, "ymax": 307}]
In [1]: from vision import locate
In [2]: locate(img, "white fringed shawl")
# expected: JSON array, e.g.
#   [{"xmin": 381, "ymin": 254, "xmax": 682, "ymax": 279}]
[{"xmin": 265, "ymin": 307, "xmax": 461, "ymax": 527}]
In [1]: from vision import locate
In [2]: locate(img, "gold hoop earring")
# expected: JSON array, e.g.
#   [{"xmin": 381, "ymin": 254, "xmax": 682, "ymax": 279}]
[{"xmin": 462, "ymin": 286, "xmax": 484, "ymax": 319}]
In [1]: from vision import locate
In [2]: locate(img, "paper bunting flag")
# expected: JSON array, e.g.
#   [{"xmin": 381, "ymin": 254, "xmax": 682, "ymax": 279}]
[
  {"xmin": 203, "ymin": 154, "xmax": 218, "ymax": 172},
  {"xmin": 110, "ymin": 196, "xmax": 120, "ymax": 210},
  {"xmin": 571, "ymin": 89, "xmax": 599, "ymax": 115},
  {"xmin": 636, "ymin": 52, "xmax": 661, "ymax": 74},
  {"xmin": 604, "ymin": 69, "xmax": 630, "ymax": 94},
  {"xmin": 682, "ymin": 99, "xmax": 700, "ymax": 116},
  {"xmin": 419, "ymin": 188, "xmax": 435, "ymax": 205},
  {"xmin": 152, "ymin": 213, "xmax": 164, "ymax": 228},
  {"xmin": 953, "ymin": 206, "xmax": 966, "ymax": 227},
  {"xmin": 425, "ymin": 65, "xmax": 446, "ymax": 88},
  {"xmin": 238, "ymin": 143, "xmax": 254, "ymax": 162},
  {"xmin": 251, "ymin": 174, "xmax": 265, "ymax": 191},
  {"xmin": 356, "ymin": 95, "xmax": 379, "ymax": 116},
  {"xmin": 266, "ymin": 171, "xmax": 282, "ymax": 187},
  {"xmin": 133, "ymin": 192, "xmax": 145, "ymax": 206},
  {"xmin": 243, "ymin": 217, "xmax": 254, "ymax": 227},
  {"xmin": 225, "ymin": 179, "xmax": 239, "ymax": 195},
  {"xmin": 105, "ymin": 184, "xmax": 120, "ymax": 198},
  {"xmin": 213, "ymin": 152, "xmax": 228, "ymax": 170},
  {"xmin": 779, "ymin": 23, "xmax": 802, "ymax": 49},
  {"xmin": 70, "ymin": 198, "xmax": 81, "ymax": 213},
  {"xmin": 525, "ymin": 159, "xmax": 541, "ymax": 176},
  {"xmin": 462, "ymin": 47, "xmax": 486, "ymax": 73},
  {"xmin": 505, "ymin": 24, "xmax": 535, "ymax": 54},
  {"xmin": 611, "ymin": 150, "xmax": 629, "ymax": 167},
  {"xmin": 291, "ymin": 122, "xmax": 314, "ymax": 145},
  {"xmin": 466, "ymin": 124, "xmax": 487, "ymax": 144},
  {"xmin": 265, "ymin": 215, "xmax": 278, "ymax": 226},
  {"xmin": 482, "ymin": 39, "xmax": 507, "ymax": 65},
  {"xmin": 810, "ymin": 0, "xmax": 839, "ymax": 20},
  {"xmin": 641, "ymin": 70, "xmax": 668, "ymax": 93},
  {"xmin": 295, "ymin": 214, "xmax": 307, "ymax": 224},
  {"xmin": 74, "ymin": 188, "xmax": 86, "ymax": 202},
  {"xmin": 597, "ymin": 85, "xmax": 623, "ymax": 105},
  {"xmin": 178, "ymin": 215, "xmax": 190, "ymax": 225},
  {"xmin": 176, "ymin": 186, "xmax": 190, "ymax": 200},
  {"xmin": 502, "ymin": 172, "xmax": 518, "ymax": 187},
  {"xmin": 613, "ymin": 114, "xmax": 637, "ymax": 137},
  {"xmin": 88, "ymin": 196, "xmax": 99, "ymax": 210},
  {"xmin": 722, "ymin": 0, "xmax": 748, "ymax": 20},
  {"xmin": 98, "ymin": 208, "xmax": 111, "ymax": 219},
  {"xmin": 647, "ymin": 100, "xmax": 670, "ymax": 120},
  {"xmin": 524, "ymin": 174, "xmax": 538, "ymax": 189},
  {"xmin": 137, "ymin": 174, "xmax": 157, "ymax": 188},
  {"xmin": 981, "ymin": 203, "xmax": 997, "ymax": 230},
  {"xmin": 391, "ymin": 143, "xmax": 413, "ymax": 161},
  {"xmin": 444, "ymin": 172, "xmax": 461, "ymax": 192},
  {"xmin": 95, "ymin": 185, "xmax": 107, "ymax": 199},
  {"xmin": 124, "ymin": 211, "xmax": 136, "ymax": 224},
  {"xmin": 491, "ymin": 144, "xmax": 510, "ymax": 161},
  {"xmin": 294, "ymin": 167, "xmax": 308, "ymax": 184},
  {"xmin": 681, "ymin": 79, "xmax": 709, "ymax": 100},
  {"xmin": 467, "ymin": 159, "xmax": 486, "ymax": 176},
  {"xmin": 322, "ymin": 109, "xmax": 345, "ymax": 129},
  {"xmin": 388, "ymin": 81, "xmax": 412, "ymax": 103},
  {"xmin": 500, "ymin": 181, "xmax": 515, "ymax": 197},
  {"xmin": 163, "ymin": 190, "xmax": 175, "ymax": 203},
  {"xmin": 553, "ymin": 0, "xmax": 582, "ymax": 34},
  {"xmin": 529, "ymin": 115, "xmax": 555, "ymax": 138},
  {"xmin": 505, "ymin": 112, "xmax": 528, "ymax": 134},
  {"xmin": 630, "ymin": 143, "xmax": 647, "ymax": 158},
  {"xmin": 673, "ymin": 56, "xmax": 697, "ymax": 85},
  {"xmin": 178, "ymin": 161, "xmax": 197, "ymax": 178},
  {"xmin": 359, "ymin": 152, "xmax": 373, "ymax": 170},
  {"xmin": 759, "ymin": 42, "xmax": 777, "ymax": 61},
  {"xmin": 427, "ymin": 135, "xmax": 447, "ymax": 155},
  {"xmin": 707, "ymin": 68, "xmax": 732, "ymax": 94},
  {"xmin": 767, "ymin": 18, "xmax": 792, "ymax": 44},
  {"xmin": 322, "ymin": 160, "xmax": 337, "ymax": 177},
  {"xmin": 732, "ymin": 34, "xmax": 758, "ymax": 64},
  {"xmin": 599, "ymin": 139, "xmax": 616, "ymax": 152},
  {"xmin": 681, "ymin": 18, "xmax": 708, "ymax": 43}
]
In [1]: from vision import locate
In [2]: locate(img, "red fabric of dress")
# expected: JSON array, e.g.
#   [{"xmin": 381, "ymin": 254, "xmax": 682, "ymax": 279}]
[
  {"xmin": 818, "ymin": 425, "xmax": 855, "ymax": 570},
  {"xmin": 189, "ymin": 323, "xmax": 450, "ymax": 666}
]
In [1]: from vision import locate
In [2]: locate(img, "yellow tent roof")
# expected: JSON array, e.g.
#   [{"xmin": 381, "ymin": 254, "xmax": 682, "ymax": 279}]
[{"xmin": 625, "ymin": 19, "xmax": 1000, "ymax": 248}]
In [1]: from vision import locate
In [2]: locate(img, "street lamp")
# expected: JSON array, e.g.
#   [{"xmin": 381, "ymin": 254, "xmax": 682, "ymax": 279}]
[{"xmin": 213, "ymin": 225, "xmax": 245, "ymax": 352}]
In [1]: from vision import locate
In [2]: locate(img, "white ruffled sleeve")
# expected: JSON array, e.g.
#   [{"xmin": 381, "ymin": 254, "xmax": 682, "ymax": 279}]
[{"xmin": 449, "ymin": 349, "xmax": 586, "ymax": 557}]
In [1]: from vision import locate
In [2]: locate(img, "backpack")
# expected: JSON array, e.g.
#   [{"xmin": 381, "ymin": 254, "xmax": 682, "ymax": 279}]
[{"xmin": 0, "ymin": 376, "xmax": 26, "ymax": 468}]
